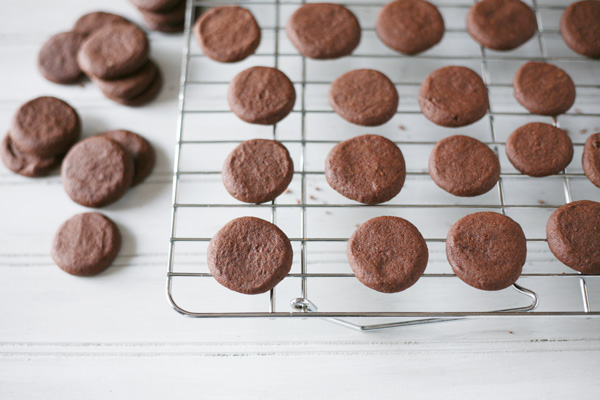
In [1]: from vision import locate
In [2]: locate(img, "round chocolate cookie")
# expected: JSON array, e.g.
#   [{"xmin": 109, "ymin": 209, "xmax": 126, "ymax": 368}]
[
  {"xmin": 347, "ymin": 216, "xmax": 429, "ymax": 293},
  {"xmin": 77, "ymin": 23, "xmax": 149, "ymax": 80},
  {"xmin": 583, "ymin": 132, "xmax": 600, "ymax": 188},
  {"xmin": 72, "ymin": 12, "xmax": 131, "ymax": 37},
  {"xmin": 513, "ymin": 62, "xmax": 576, "ymax": 116},
  {"xmin": 140, "ymin": 1, "xmax": 185, "ymax": 26},
  {"xmin": 38, "ymin": 32, "xmax": 85, "ymax": 84},
  {"xmin": 547, "ymin": 200, "xmax": 600, "ymax": 274},
  {"xmin": 92, "ymin": 61, "xmax": 158, "ymax": 100},
  {"xmin": 228, "ymin": 67, "xmax": 296, "ymax": 125},
  {"xmin": 466, "ymin": 0, "xmax": 537, "ymax": 51},
  {"xmin": 222, "ymin": 139, "xmax": 294, "ymax": 204},
  {"xmin": 329, "ymin": 69, "xmax": 399, "ymax": 126},
  {"xmin": 0, "ymin": 134, "xmax": 61, "ymax": 178},
  {"xmin": 99, "ymin": 130, "xmax": 155, "ymax": 186},
  {"xmin": 194, "ymin": 6, "xmax": 261, "ymax": 63},
  {"xmin": 376, "ymin": 0, "xmax": 444, "ymax": 55},
  {"xmin": 429, "ymin": 135, "xmax": 500, "ymax": 197},
  {"xmin": 325, "ymin": 135, "xmax": 406, "ymax": 204},
  {"xmin": 207, "ymin": 217, "xmax": 293, "ymax": 294},
  {"xmin": 104, "ymin": 69, "xmax": 163, "ymax": 107},
  {"xmin": 61, "ymin": 137, "xmax": 134, "ymax": 208},
  {"xmin": 447, "ymin": 212, "xmax": 527, "ymax": 291},
  {"xmin": 561, "ymin": 1, "xmax": 600, "ymax": 58},
  {"xmin": 10, "ymin": 96, "xmax": 80, "ymax": 157},
  {"xmin": 130, "ymin": 0, "xmax": 182, "ymax": 12},
  {"xmin": 506, "ymin": 123, "xmax": 573, "ymax": 177},
  {"xmin": 418, "ymin": 66, "xmax": 489, "ymax": 127},
  {"xmin": 51, "ymin": 212, "xmax": 122, "ymax": 276},
  {"xmin": 286, "ymin": 3, "xmax": 361, "ymax": 59}
]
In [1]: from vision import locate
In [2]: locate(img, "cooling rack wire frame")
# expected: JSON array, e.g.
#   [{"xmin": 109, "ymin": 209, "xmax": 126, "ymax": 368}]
[{"xmin": 167, "ymin": 0, "xmax": 599, "ymax": 331}]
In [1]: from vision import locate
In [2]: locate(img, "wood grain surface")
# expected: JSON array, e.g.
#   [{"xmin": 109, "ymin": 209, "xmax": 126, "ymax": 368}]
[{"xmin": 0, "ymin": 1, "xmax": 599, "ymax": 398}]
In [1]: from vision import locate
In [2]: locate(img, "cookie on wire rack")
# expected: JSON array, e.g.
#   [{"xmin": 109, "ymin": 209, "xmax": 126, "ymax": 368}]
[
  {"xmin": 418, "ymin": 66, "xmax": 489, "ymax": 127},
  {"xmin": 194, "ymin": 6, "xmax": 261, "ymax": 62},
  {"xmin": 547, "ymin": 200, "xmax": 600, "ymax": 275},
  {"xmin": 286, "ymin": 3, "xmax": 361, "ymax": 59},
  {"xmin": 325, "ymin": 135, "xmax": 406, "ymax": 204},
  {"xmin": 447, "ymin": 212, "xmax": 527, "ymax": 291},
  {"xmin": 347, "ymin": 216, "xmax": 429, "ymax": 293},
  {"xmin": 207, "ymin": 217, "xmax": 293, "ymax": 295},
  {"xmin": 376, "ymin": 0, "xmax": 445, "ymax": 55}
]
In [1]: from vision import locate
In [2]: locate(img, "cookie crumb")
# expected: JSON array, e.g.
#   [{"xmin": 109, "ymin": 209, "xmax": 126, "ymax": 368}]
[
  {"xmin": 314, "ymin": 186, "xmax": 321, "ymax": 191},
  {"xmin": 296, "ymin": 199, "xmax": 301, "ymax": 204},
  {"xmin": 309, "ymin": 195, "xmax": 316, "ymax": 200},
  {"xmin": 284, "ymin": 189, "xmax": 292, "ymax": 194},
  {"xmin": 538, "ymin": 199, "xmax": 546, "ymax": 205},
  {"xmin": 574, "ymin": 108, "xmax": 583, "ymax": 114},
  {"xmin": 509, "ymin": 331, "xmax": 513, "ymax": 334},
  {"xmin": 398, "ymin": 124, "xmax": 406, "ymax": 131},
  {"xmin": 580, "ymin": 129, "xmax": 588, "ymax": 134}
]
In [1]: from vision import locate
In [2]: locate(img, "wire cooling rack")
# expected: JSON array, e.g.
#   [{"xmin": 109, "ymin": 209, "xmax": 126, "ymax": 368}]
[{"xmin": 167, "ymin": 0, "xmax": 599, "ymax": 330}]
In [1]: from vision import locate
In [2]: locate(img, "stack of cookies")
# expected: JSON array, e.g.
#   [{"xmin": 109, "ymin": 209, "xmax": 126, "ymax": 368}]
[
  {"xmin": 62, "ymin": 130, "xmax": 156, "ymax": 208},
  {"xmin": 130, "ymin": 0, "xmax": 186, "ymax": 33},
  {"xmin": 77, "ymin": 20, "xmax": 162, "ymax": 106},
  {"xmin": 37, "ymin": 12, "xmax": 162, "ymax": 106},
  {"xmin": 1, "ymin": 97, "xmax": 80, "ymax": 177}
]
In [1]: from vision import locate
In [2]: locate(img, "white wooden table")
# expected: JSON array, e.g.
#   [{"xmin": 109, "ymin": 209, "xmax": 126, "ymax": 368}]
[{"xmin": 1, "ymin": 1, "xmax": 599, "ymax": 398}]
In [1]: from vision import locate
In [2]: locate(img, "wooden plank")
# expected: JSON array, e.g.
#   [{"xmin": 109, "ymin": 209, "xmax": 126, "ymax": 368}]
[{"xmin": 1, "ymin": 346, "xmax": 599, "ymax": 399}]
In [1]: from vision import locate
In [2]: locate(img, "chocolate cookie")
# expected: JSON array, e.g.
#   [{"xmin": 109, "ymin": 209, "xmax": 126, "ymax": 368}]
[
  {"xmin": 92, "ymin": 61, "xmax": 158, "ymax": 100},
  {"xmin": 51, "ymin": 212, "xmax": 122, "ymax": 276},
  {"xmin": 329, "ymin": 69, "xmax": 399, "ymax": 126},
  {"xmin": 418, "ymin": 66, "xmax": 489, "ymax": 127},
  {"xmin": 286, "ymin": 3, "xmax": 361, "ymax": 59},
  {"xmin": 207, "ymin": 217, "xmax": 293, "ymax": 294},
  {"xmin": 0, "ymin": 134, "xmax": 61, "ymax": 177},
  {"xmin": 99, "ymin": 130, "xmax": 155, "ymax": 186},
  {"xmin": 61, "ymin": 137, "xmax": 134, "ymax": 208},
  {"xmin": 325, "ymin": 135, "xmax": 406, "ymax": 204},
  {"xmin": 513, "ymin": 62, "xmax": 576, "ymax": 116},
  {"xmin": 583, "ymin": 132, "xmax": 600, "ymax": 188},
  {"xmin": 429, "ymin": 135, "xmax": 500, "ymax": 197},
  {"xmin": 130, "ymin": 0, "xmax": 182, "ymax": 12},
  {"xmin": 222, "ymin": 139, "xmax": 294, "ymax": 204},
  {"xmin": 72, "ymin": 12, "xmax": 131, "ymax": 37},
  {"xmin": 561, "ymin": 1, "xmax": 600, "ymax": 58},
  {"xmin": 10, "ymin": 96, "xmax": 80, "ymax": 157},
  {"xmin": 447, "ymin": 212, "xmax": 527, "ymax": 291},
  {"xmin": 547, "ymin": 200, "xmax": 600, "ymax": 274},
  {"xmin": 376, "ymin": 0, "xmax": 444, "ymax": 55},
  {"xmin": 228, "ymin": 67, "xmax": 296, "ymax": 125},
  {"xmin": 466, "ymin": 0, "xmax": 537, "ymax": 51},
  {"xmin": 194, "ymin": 6, "xmax": 261, "ymax": 63},
  {"xmin": 38, "ymin": 32, "xmax": 85, "ymax": 84},
  {"xmin": 77, "ymin": 23, "xmax": 149, "ymax": 80},
  {"xmin": 140, "ymin": 0, "xmax": 185, "ymax": 26},
  {"xmin": 506, "ymin": 122, "xmax": 573, "ymax": 177},
  {"xmin": 104, "ymin": 69, "xmax": 163, "ymax": 106},
  {"xmin": 347, "ymin": 216, "xmax": 429, "ymax": 293}
]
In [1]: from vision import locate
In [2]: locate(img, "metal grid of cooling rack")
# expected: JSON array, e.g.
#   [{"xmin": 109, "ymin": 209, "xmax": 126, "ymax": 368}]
[{"xmin": 167, "ymin": 0, "xmax": 599, "ymax": 330}]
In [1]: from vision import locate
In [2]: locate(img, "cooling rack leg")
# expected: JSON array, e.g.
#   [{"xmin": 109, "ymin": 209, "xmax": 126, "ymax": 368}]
[
  {"xmin": 289, "ymin": 283, "xmax": 539, "ymax": 332},
  {"xmin": 580, "ymin": 278, "xmax": 591, "ymax": 313},
  {"xmin": 325, "ymin": 317, "xmax": 464, "ymax": 332}
]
